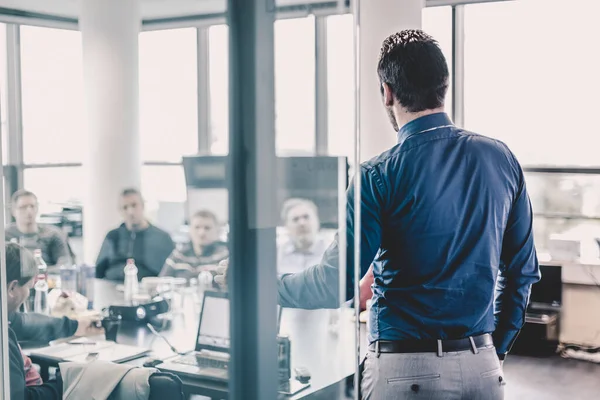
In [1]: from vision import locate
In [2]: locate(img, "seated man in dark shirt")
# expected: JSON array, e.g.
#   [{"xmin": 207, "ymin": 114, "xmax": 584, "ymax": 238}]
[
  {"xmin": 4, "ymin": 242, "xmax": 103, "ymax": 400},
  {"xmin": 96, "ymin": 188, "xmax": 175, "ymax": 281},
  {"xmin": 160, "ymin": 210, "xmax": 229, "ymax": 280},
  {"xmin": 5, "ymin": 190, "xmax": 72, "ymax": 271}
]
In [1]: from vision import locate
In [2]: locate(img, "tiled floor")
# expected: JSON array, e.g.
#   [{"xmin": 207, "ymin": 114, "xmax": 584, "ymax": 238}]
[{"xmin": 503, "ymin": 354, "xmax": 600, "ymax": 400}]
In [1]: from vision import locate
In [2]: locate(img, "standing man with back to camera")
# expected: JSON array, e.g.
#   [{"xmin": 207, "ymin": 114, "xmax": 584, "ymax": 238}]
[{"xmin": 218, "ymin": 29, "xmax": 540, "ymax": 399}]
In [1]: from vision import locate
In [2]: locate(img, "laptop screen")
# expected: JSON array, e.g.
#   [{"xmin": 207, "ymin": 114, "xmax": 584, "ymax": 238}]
[
  {"xmin": 197, "ymin": 295, "xmax": 230, "ymax": 349},
  {"xmin": 195, "ymin": 293, "xmax": 284, "ymax": 351}
]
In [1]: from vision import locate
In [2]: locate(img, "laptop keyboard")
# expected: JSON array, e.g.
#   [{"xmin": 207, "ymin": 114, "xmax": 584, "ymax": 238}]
[{"xmin": 174, "ymin": 354, "xmax": 229, "ymax": 371}]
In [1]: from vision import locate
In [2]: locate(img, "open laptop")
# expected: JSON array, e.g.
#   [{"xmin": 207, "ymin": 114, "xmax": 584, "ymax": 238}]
[{"xmin": 158, "ymin": 291, "xmax": 283, "ymax": 382}]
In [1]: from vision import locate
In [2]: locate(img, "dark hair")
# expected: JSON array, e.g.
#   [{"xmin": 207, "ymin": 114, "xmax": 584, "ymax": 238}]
[
  {"xmin": 11, "ymin": 189, "xmax": 37, "ymax": 207},
  {"xmin": 378, "ymin": 30, "xmax": 449, "ymax": 113},
  {"xmin": 121, "ymin": 188, "xmax": 142, "ymax": 198},
  {"xmin": 5, "ymin": 242, "xmax": 37, "ymax": 286},
  {"xmin": 191, "ymin": 210, "xmax": 219, "ymax": 225}
]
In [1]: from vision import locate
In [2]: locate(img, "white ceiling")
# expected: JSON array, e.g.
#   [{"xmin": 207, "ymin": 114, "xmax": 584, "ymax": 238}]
[{"xmin": 0, "ymin": 0, "xmax": 339, "ymax": 21}]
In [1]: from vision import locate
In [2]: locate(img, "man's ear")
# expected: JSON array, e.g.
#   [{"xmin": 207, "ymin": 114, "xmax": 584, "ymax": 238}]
[
  {"xmin": 382, "ymin": 82, "xmax": 394, "ymax": 107},
  {"xmin": 7, "ymin": 280, "xmax": 19, "ymax": 298}
]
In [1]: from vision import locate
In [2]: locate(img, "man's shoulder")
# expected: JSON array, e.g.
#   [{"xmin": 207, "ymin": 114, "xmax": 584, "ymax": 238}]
[
  {"xmin": 360, "ymin": 143, "xmax": 403, "ymax": 172},
  {"xmin": 5, "ymin": 223, "xmax": 19, "ymax": 237},
  {"xmin": 147, "ymin": 224, "xmax": 174, "ymax": 245},
  {"xmin": 104, "ymin": 226, "xmax": 124, "ymax": 240},
  {"xmin": 38, "ymin": 224, "xmax": 66, "ymax": 238}
]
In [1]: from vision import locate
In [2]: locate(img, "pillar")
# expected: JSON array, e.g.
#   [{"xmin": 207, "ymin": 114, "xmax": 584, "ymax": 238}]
[
  {"xmin": 79, "ymin": 0, "xmax": 142, "ymax": 264},
  {"xmin": 359, "ymin": 0, "xmax": 424, "ymax": 161}
]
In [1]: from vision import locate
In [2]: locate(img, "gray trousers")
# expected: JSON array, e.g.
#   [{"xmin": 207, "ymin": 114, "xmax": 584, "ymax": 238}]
[{"xmin": 361, "ymin": 346, "xmax": 505, "ymax": 400}]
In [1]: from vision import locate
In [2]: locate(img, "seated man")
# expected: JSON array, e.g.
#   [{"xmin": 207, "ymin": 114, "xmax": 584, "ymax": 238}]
[
  {"xmin": 277, "ymin": 198, "xmax": 328, "ymax": 275},
  {"xmin": 5, "ymin": 242, "xmax": 103, "ymax": 399},
  {"xmin": 96, "ymin": 188, "xmax": 175, "ymax": 281},
  {"xmin": 160, "ymin": 210, "xmax": 229, "ymax": 280},
  {"xmin": 5, "ymin": 190, "xmax": 72, "ymax": 271}
]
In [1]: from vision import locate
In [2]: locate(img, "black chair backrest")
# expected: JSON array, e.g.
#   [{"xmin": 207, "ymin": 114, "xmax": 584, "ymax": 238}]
[{"xmin": 148, "ymin": 372, "xmax": 185, "ymax": 400}]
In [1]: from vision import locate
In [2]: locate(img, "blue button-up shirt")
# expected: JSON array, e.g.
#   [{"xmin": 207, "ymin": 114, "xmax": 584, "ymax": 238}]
[{"xmin": 278, "ymin": 113, "xmax": 540, "ymax": 354}]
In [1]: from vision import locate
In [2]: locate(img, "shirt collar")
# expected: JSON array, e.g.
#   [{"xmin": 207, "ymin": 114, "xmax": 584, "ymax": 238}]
[
  {"xmin": 282, "ymin": 237, "xmax": 324, "ymax": 256},
  {"xmin": 397, "ymin": 112, "xmax": 453, "ymax": 144}
]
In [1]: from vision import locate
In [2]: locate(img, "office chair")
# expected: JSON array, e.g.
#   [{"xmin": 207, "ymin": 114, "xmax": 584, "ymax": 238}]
[{"xmin": 148, "ymin": 372, "xmax": 185, "ymax": 400}]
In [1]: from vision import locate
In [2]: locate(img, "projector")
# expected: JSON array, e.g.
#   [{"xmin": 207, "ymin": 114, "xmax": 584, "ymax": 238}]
[{"xmin": 108, "ymin": 298, "xmax": 169, "ymax": 322}]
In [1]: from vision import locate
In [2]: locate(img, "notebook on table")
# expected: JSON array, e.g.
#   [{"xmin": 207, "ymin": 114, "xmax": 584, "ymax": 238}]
[{"xmin": 29, "ymin": 339, "xmax": 150, "ymax": 364}]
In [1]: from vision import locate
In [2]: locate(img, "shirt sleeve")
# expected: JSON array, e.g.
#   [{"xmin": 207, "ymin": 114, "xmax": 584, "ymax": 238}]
[
  {"xmin": 9, "ymin": 312, "xmax": 78, "ymax": 342},
  {"xmin": 278, "ymin": 165, "xmax": 385, "ymax": 309},
  {"xmin": 493, "ymin": 165, "xmax": 541, "ymax": 355}
]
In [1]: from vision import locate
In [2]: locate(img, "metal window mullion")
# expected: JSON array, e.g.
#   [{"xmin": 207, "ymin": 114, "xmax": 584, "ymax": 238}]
[
  {"xmin": 451, "ymin": 5, "xmax": 465, "ymax": 128},
  {"xmin": 315, "ymin": 15, "xmax": 328, "ymax": 155},
  {"xmin": 228, "ymin": 0, "xmax": 278, "ymax": 399},
  {"xmin": 197, "ymin": 27, "xmax": 211, "ymax": 154},
  {"xmin": 0, "ymin": 26, "xmax": 9, "ymax": 400},
  {"xmin": 6, "ymin": 24, "xmax": 24, "ymax": 188}
]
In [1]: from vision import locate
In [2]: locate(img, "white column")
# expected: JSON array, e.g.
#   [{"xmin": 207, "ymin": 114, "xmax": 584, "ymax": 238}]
[
  {"xmin": 359, "ymin": 0, "xmax": 424, "ymax": 161},
  {"xmin": 80, "ymin": 0, "xmax": 142, "ymax": 264}
]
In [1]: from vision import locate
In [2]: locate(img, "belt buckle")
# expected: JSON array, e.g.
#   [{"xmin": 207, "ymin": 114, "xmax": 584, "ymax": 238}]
[{"xmin": 375, "ymin": 341, "xmax": 380, "ymax": 358}]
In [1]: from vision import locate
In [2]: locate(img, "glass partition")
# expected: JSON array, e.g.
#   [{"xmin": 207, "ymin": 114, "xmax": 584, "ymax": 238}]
[{"xmin": 525, "ymin": 170, "xmax": 600, "ymax": 261}]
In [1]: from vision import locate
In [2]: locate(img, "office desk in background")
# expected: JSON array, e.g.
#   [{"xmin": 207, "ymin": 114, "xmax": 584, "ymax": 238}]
[{"xmin": 30, "ymin": 279, "xmax": 358, "ymax": 400}]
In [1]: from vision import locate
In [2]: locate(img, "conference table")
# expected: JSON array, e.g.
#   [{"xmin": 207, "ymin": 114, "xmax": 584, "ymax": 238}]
[{"xmin": 29, "ymin": 279, "xmax": 360, "ymax": 399}]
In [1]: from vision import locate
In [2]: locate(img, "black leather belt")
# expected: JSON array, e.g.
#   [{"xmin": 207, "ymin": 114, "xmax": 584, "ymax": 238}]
[{"xmin": 368, "ymin": 334, "xmax": 493, "ymax": 355}]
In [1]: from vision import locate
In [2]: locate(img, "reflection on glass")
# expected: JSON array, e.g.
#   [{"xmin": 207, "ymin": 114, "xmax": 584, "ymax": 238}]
[
  {"xmin": 20, "ymin": 27, "xmax": 84, "ymax": 164},
  {"xmin": 526, "ymin": 172, "xmax": 600, "ymax": 260},
  {"xmin": 464, "ymin": 0, "xmax": 600, "ymax": 166},
  {"xmin": 139, "ymin": 28, "xmax": 198, "ymax": 162}
]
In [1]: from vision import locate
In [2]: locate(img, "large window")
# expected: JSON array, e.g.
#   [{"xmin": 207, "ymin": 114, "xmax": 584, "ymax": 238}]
[
  {"xmin": 208, "ymin": 25, "xmax": 229, "ymax": 155},
  {"xmin": 139, "ymin": 28, "xmax": 198, "ymax": 162},
  {"xmin": 24, "ymin": 167, "xmax": 83, "ymax": 206},
  {"xmin": 20, "ymin": 26, "xmax": 84, "ymax": 164},
  {"xmin": 464, "ymin": 0, "xmax": 600, "ymax": 167},
  {"xmin": 275, "ymin": 16, "xmax": 316, "ymax": 155},
  {"xmin": 0, "ymin": 23, "xmax": 8, "ymax": 165},
  {"xmin": 141, "ymin": 165, "xmax": 187, "ymax": 222},
  {"xmin": 422, "ymin": 6, "xmax": 453, "ymax": 120},
  {"xmin": 326, "ymin": 14, "xmax": 355, "ymax": 158},
  {"xmin": 209, "ymin": 18, "xmax": 317, "ymax": 156}
]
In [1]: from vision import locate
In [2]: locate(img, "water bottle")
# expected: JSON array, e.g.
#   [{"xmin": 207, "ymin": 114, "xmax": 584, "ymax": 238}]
[
  {"xmin": 198, "ymin": 271, "xmax": 214, "ymax": 292},
  {"xmin": 34, "ymin": 274, "xmax": 49, "ymax": 315},
  {"xmin": 33, "ymin": 249, "xmax": 47, "ymax": 282},
  {"xmin": 60, "ymin": 264, "xmax": 78, "ymax": 294},
  {"xmin": 124, "ymin": 259, "xmax": 139, "ymax": 304},
  {"xmin": 77, "ymin": 265, "xmax": 96, "ymax": 308}
]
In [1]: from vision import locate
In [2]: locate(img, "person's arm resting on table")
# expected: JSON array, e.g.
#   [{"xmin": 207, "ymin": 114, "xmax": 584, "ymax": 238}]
[
  {"xmin": 9, "ymin": 312, "xmax": 78, "ymax": 343},
  {"xmin": 493, "ymin": 166, "xmax": 541, "ymax": 359},
  {"xmin": 278, "ymin": 165, "xmax": 386, "ymax": 309}
]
